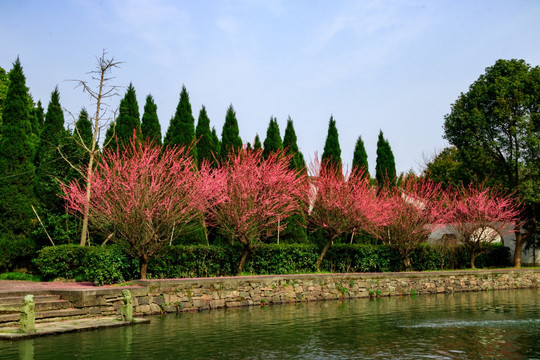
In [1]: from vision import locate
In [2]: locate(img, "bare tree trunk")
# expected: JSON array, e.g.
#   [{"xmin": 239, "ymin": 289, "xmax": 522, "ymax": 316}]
[
  {"xmin": 403, "ymin": 255, "xmax": 412, "ymax": 271},
  {"xmin": 75, "ymin": 51, "xmax": 121, "ymax": 246},
  {"xmin": 513, "ymin": 228, "xmax": 523, "ymax": 268},
  {"xmin": 237, "ymin": 247, "xmax": 251, "ymax": 276},
  {"xmin": 80, "ymin": 152, "xmax": 95, "ymax": 246},
  {"xmin": 316, "ymin": 236, "xmax": 336, "ymax": 272},
  {"xmin": 470, "ymin": 254, "xmax": 477, "ymax": 269},
  {"xmin": 140, "ymin": 258, "xmax": 149, "ymax": 280},
  {"xmin": 277, "ymin": 218, "xmax": 280, "ymax": 244}
]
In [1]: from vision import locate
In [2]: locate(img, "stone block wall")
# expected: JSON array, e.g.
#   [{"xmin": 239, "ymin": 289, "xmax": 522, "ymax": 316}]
[{"xmin": 128, "ymin": 269, "xmax": 540, "ymax": 315}]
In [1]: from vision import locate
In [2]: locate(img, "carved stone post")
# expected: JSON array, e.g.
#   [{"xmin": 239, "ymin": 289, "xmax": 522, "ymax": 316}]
[
  {"xmin": 121, "ymin": 290, "xmax": 133, "ymax": 322},
  {"xmin": 20, "ymin": 294, "xmax": 35, "ymax": 333}
]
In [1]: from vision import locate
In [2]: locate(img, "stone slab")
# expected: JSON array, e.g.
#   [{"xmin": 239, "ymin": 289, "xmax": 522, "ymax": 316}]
[{"xmin": 0, "ymin": 317, "xmax": 150, "ymax": 340}]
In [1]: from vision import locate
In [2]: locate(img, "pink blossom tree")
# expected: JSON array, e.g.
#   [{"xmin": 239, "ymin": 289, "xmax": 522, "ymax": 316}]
[
  {"xmin": 375, "ymin": 176, "xmax": 447, "ymax": 270},
  {"xmin": 61, "ymin": 140, "xmax": 219, "ymax": 279},
  {"xmin": 210, "ymin": 148, "xmax": 308, "ymax": 275},
  {"xmin": 444, "ymin": 185, "xmax": 520, "ymax": 268},
  {"xmin": 308, "ymin": 160, "xmax": 391, "ymax": 271}
]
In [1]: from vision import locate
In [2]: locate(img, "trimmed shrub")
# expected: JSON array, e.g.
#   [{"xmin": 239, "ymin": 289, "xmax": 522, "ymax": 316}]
[
  {"xmin": 33, "ymin": 244, "xmax": 87, "ymax": 280},
  {"xmin": 81, "ymin": 246, "xmax": 139, "ymax": 286},
  {"xmin": 148, "ymin": 245, "xmax": 238, "ymax": 279},
  {"xmin": 33, "ymin": 242, "xmax": 512, "ymax": 283},
  {"xmin": 243, "ymin": 244, "xmax": 318, "ymax": 274},
  {"xmin": 323, "ymin": 244, "xmax": 402, "ymax": 273},
  {"xmin": 34, "ymin": 244, "xmax": 138, "ymax": 285}
]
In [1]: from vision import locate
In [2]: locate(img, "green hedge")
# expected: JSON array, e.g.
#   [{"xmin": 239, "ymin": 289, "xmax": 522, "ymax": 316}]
[
  {"xmin": 33, "ymin": 242, "xmax": 512, "ymax": 285},
  {"xmin": 33, "ymin": 244, "xmax": 138, "ymax": 285},
  {"xmin": 323, "ymin": 244, "xmax": 402, "ymax": 273},
  {"xmin": 242, "ymin": 244, "xmax": 318, "ymax": 274},
  {"xmin": 148, "ymin": 245, "xmax": 237, "ymax": 278}
]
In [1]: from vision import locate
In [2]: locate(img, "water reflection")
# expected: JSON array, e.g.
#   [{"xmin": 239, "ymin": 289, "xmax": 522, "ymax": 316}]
[
  {"xmin": 18, "ymin": 339, "xmax": 33, "ymax": 360},
  {"xmin": 0, "ymin": 289, "xmax": 538, "ymax": 359}
]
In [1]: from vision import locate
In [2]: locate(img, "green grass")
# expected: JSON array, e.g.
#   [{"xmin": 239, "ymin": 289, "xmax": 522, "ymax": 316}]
[{"xmin": 0, "ymin": 272, "xmax": 42, "ymax": 281}]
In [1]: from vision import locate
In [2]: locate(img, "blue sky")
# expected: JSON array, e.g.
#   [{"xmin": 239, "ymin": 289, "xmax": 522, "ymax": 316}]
[{"xmin": 1, "ymin": 0, "xmax": 539, "ymax": 175}]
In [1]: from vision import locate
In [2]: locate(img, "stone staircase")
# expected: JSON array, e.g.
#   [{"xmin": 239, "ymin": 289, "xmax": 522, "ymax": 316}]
[{"xmin": 0, "ymin": 292, "xmax": 89, "ymax": 326}]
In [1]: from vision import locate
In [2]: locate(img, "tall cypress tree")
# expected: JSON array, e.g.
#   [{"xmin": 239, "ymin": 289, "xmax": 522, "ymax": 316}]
[
  {"xmin": 141, "ymin": 94, "xmax": 161, "ymax": 144},
  {"xmin": 253, "ymin": 134, "xmax": 262, "ymax": 150},
  {"xmin": 220, "ymin": 104, "xmax": 242, "ymax": 161},
  {"xmin": 352, "ymin": 135, "xmax": 369, "ymax": 178},
  {"xmin": 277, "ymin": 116, "xmax": 307, "ymax": 243},
  {"xmin": 69, "ymin": 108, "xmax": 93, "ymax": 178},
  {"xmin": 103, "ymin": 122, "xmax": 115, "ymax": 148},
  {"xmin": 375, "ymin": 130, "xmax": 396, "ymax": 187},
  {"xmin": 195, "ymin": 105, "xmax": 215, "ymax": 166},
  {"xmin": 32, "ymin": 100, "xmax": 44, "ymax": 135},
  {"xmin": 35, "ymin": 87, "xmax": 70, "ymax": 213},
  {"xmin": 283, "ymin": 116, "xmax": 306, "ymax": 172},
  {"xmin": 0, "ymin": 66, "xmax": 9, "ymax": 130},
  {"xmin": 211, "ymin": 127, "xmax": 221, "ymax": 161},
  {"xmin": 322, "ymin": 115, "xmax": 342, "ymax": 171},
  {"xmin": 36, "ymin": 88, "xmax": 65, "ymax": 165},
  {"xmin": 164, "ymin": 85, "xmax": 197, "ymax": 159},
  {"xmin": 107, "ymin": 83, "xmax": 140, "ymax": 151},
  {"xmin": 262, "ymin": 117, "xmax": 283, "ymax": 159},
  {"xmin": 0, "ymin": 58, "xmax": 36, "ymax": 235}
]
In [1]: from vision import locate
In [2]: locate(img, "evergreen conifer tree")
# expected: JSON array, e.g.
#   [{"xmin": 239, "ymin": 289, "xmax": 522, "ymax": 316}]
[
  {"xmin": 375, "ymin": 130, "xmax": 396, "ymax": 187},
  {"xmin": 253, "ymin": 134, "xmax": 262, "ymax": 150},
  {"xmin": 352, "ymin": 135, "xmax": 369, "ymax": 178},
  {"xmin": 141, "ymin": 94, "xmax": 161, "ymax": 144},
  {"xmin": 75, "ymin": 108, "xmax": 93, "ymax": 148},
  {"xmin": 211, "ymin": 127, "xmax": 221, "ymax": 162},
  {"xmin": 262, "ymin": 117, "xmax": 283, "ymax": 159},
  {"xmin": 195, "ymin": 105, "xmax": 215, "ymax": 166},
  {"xmin": 32, "ymin": 100, "xmax": 44, "ymax": 135},
  {"xmin": 276, "ymin": 116, "xmax": 307, "ymax": 243},
  {"xmin": 35, "ymin": 88, "xmax": 70, "ymax": 213},
  {"xmin": 0, "ymin": 58, "xmax": 36, "ymax": 235},
  {"xmin": 26, "ymin": 95, "xmax": 41, "ymax": 153},
  {"xmin": 322, "ymin": 115, "xmax": 342, "ymax": 171},
  {"xmin": 0, "ymin": 66, "xmax": 9, "ymax": 129},
  {"xmin": 69, "ymin": 108, "xmax": 94, "ymax": 177},
  {"xmin": 103, "ymin": 122, "xmax": 115, "ymax": 148},
  {"xmin": 283, "ymin": 116, "xmax": 306, "ymax": 172},
  {"xmin": 107, "ymin": 83, "xmax": 140, "ymax": 151},
  {"xmin": 220, "ymin": 104, "xmax": 242, "ymax": 160},
  {"xmin": 36, "ymin": 88, "xmax": 64, "ymax": 164},
  {"xmin": 164, "ymin": 85, "xmax": 197, "ymax": 159}
]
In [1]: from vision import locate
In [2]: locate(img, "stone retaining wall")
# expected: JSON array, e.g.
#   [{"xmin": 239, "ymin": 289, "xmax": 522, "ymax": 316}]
[{"xmin": 126, "ymin": 269, "xmax": 540, "ymax": 315}]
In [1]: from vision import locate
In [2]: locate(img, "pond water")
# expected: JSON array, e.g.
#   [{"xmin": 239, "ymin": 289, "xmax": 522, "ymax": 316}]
[{"xmin": 1, "ymin": 289, "xmax": 539, "ymax": 359}]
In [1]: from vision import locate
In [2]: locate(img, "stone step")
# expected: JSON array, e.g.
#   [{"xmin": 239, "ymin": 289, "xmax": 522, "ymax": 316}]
[
  {"xmin": 0, "ymin": 296, "xmax": 73, "ymax": 316},
  {"xmin": 0, "ymin": 299, "xmax": 71, "ymax": 313},
  {"xmin": 0, "ymin": 308, "xmax": 90, "ymax": 324},
  {"xmin": 0, "ymin": 294, "xmax": 61, "ymax": 305}
]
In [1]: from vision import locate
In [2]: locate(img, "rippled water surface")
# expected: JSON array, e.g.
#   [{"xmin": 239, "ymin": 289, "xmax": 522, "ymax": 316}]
[{"xmin": 1, "ymin": 289, "xmax": 539, "ymax": 359}]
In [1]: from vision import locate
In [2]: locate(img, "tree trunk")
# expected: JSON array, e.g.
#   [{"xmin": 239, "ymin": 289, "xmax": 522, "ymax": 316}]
[
  {"xmin": 316, "ymin": 237, "xmax": 335, "ymax": 272},
  {"xmin": 513, "ymin": 220, "xmax": 537, "ymax": 267},
  {"xmin": 277, "ymin": 218, "xmax": 280, "ymax": 245},
  {"xmin": 513, "ymin": 227, "xmax": 523, "ymax": 268},
  {"xmin": 402, "ymin": 255, "xmax": 412, "ymax": 271},
  {"xmin": 470, "ymin": 253, "xmax": 477, "ymax": 269},
  {"xmin": 237, "ymin": 247, "xmax": 250, "ymax": 276},
  {"xmin": 140, "ymin": 258, "xmax": 149, "ymax": 280},
  {"xmin": 80, "ymin": 153, "xmax": 94, "ymax": 246}
]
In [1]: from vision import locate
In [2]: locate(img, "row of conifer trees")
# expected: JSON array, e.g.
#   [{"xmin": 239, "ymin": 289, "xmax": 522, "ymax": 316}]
[{"xmin": 0, "ymin": 58, "xmax": 397, "ymax": 260}]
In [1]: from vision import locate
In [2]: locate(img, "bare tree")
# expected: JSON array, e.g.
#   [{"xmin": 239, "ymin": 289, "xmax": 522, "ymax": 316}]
[{"xmin": 69, "ymin": 51, "xmax": 122, "ymax": 246}]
